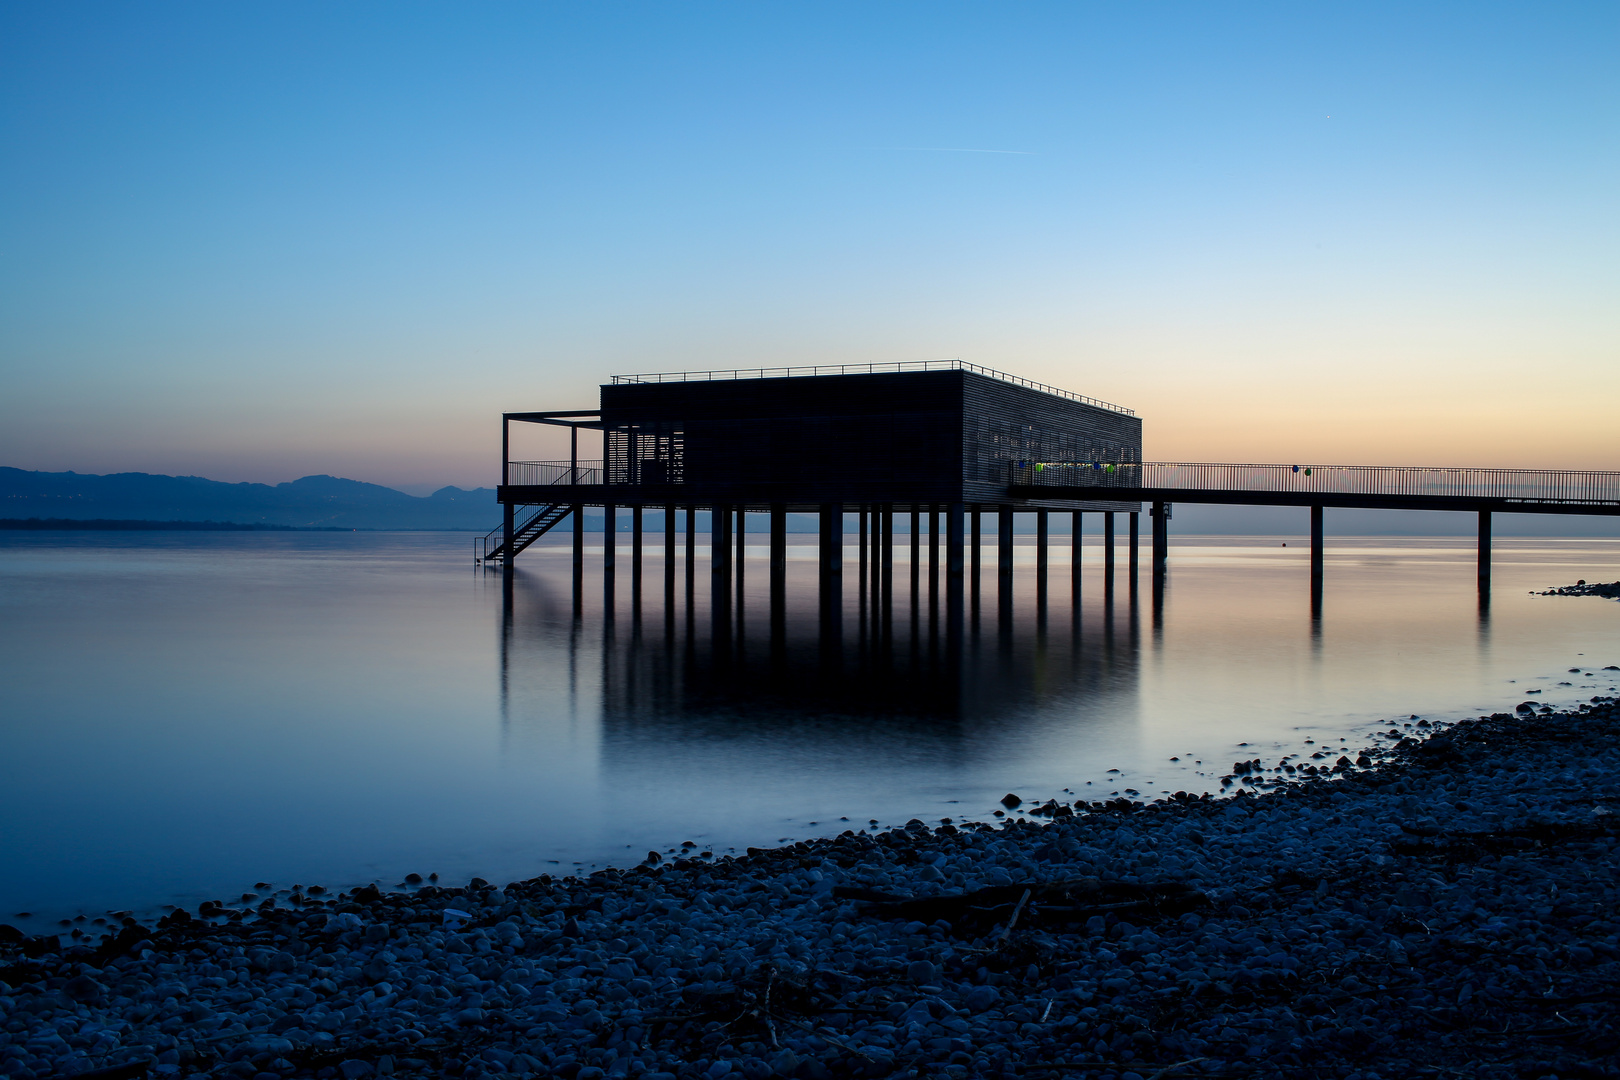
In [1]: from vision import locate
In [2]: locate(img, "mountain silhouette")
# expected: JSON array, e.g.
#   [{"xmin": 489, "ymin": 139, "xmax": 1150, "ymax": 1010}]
[{"xmin": 0, "ymin": 467, "xmax": 500, "ymax": 530}]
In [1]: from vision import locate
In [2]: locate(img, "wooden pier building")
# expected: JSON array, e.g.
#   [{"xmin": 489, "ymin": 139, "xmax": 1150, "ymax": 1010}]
[
  {"xmin": 486, "ymin": 361, "xmax": 1143, "ymax": 618},
  {"xmin": 484, "ymin": 359, "xmax": 1620, "ymax": 623}
]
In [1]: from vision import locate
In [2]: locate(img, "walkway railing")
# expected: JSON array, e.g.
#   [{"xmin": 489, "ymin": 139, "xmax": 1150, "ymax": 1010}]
[
  {"xmin": 1017, "ymin": 461, "xmax": 1620, "ymax": 505},
  {"xmin": 508, "ymin": 460, "xmax": 604, "ymax": 487},
  {"xmin": 611, "ymin": 359, "xmax": 1135, "ymax": 416}
]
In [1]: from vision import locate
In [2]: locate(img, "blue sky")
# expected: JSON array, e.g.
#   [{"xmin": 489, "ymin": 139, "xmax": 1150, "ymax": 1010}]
[{"xmin": 2, "ymin": 2, "xmax": 1615, "ymax": 491}]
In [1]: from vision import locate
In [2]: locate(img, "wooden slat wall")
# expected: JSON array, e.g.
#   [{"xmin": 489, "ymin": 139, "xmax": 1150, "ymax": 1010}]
[
  {"xmin": 595, "ymin": 369, "xmax": 1140, "ymax": 506},
  {"xmin": 960, "ymin": 372, "xmax": 1142, "ymax": 505}
]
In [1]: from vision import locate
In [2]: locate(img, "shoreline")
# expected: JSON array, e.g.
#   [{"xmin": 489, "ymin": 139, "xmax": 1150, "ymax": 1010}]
[{"xmin": 4, "ymin": 700, "xmax": 1618, "ymax": 1079}]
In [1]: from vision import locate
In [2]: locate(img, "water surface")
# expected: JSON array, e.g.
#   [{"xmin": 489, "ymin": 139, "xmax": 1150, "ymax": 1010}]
[{"xmin": 1, "ymin": 530, "xmax": 1616, "ymax": 926}]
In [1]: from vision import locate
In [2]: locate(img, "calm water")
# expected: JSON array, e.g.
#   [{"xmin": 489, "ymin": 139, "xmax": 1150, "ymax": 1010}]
[{"xmin": 2, "ymin": 530, "xmax": 1617, "ymax": 926}]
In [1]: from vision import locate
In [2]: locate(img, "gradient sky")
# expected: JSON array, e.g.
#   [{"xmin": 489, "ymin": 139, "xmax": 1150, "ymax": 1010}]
[{"xmin": 2, "ymin": 2, "xmax": 1616, "ymax": 493}]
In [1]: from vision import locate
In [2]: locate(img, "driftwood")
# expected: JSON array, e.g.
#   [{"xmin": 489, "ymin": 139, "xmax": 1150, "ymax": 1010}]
[{"xmin": 833, "ymin": 876, "xmax": 1207, "ymax": 933}]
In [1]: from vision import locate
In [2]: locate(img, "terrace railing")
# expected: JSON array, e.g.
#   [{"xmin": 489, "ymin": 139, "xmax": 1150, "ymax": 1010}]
[
  {"xmin": 611, "ymin": 359, "xmax": 1135, "ymax": 416},
  {"xmin": 1017, "ymin": 461, "xmax": 1620, "ymax": 506},
  {"xmin": 507, "ymin": 460, "xmax": 604, "ymax": 487}
]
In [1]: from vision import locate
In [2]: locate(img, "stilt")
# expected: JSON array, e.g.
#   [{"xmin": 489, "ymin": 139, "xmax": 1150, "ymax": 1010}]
[
  {"xmin": 970, "ymin": 506, "xmax": 982, "ymax": 612},
  {"xmin": 910, "ymin": 507, "xmax": 921, "ymax": 605},
  {"xmin": 572, "ymin": 503, "xmax": 584, "ymax": 614},
  {"xmin": 769, "ymin": 503, "xmax": 786, "ymax": 653},
  {"xmin": 1072, "ymin": 510, "xmax": 1083, "ymax": 602},
  {"xmin": 1310, "ymin": 505, "xmax": 1324, "ymax": 618},
  {"xmin": 1477, "ymin": 509, "xmax": 1492, "ymax": 590},
  {"xmin": 929, "ymin": 507, "xmax": 940, "ymax": 599},
  {"xmin": 820, "ymin": 503, "xmax": 843, "ymax": 633},
  {"xmin": 946, "ymin": 503, "xmax": 965, "ymax": 596},
  {"xmin": 1104, "ymin": 511, "xmax": 1116, "ymax": 581},
  {"xmin": 501, "ymin": 502, "xmax": 515, "ymax": 566},
  {"xmin": 1150, "ymin": 501, "xmax": 1169, "ymax": 574},
  {"xmin": 997, "ymin": 506, "xmax": 1014, "ymax": 616},
  {"xmin": 769, "ymin": 503, "xmax": 787, "ymax": 605},
  {"xmin": 1036, "ymin": 508, "xmax": 1049, "ymax": 601},
  {"xmin": 858, "ymin": 505, "xmax": 869, "ymax": 607},
  {"xmin": 869, "ymin": 504, "xmax": 881, "ymax": 610},
  {"xmin": 735, "ymin": 506, "xmax": 746, "ymax": 596},
  {"xmin": 880, "ymin": 504, "xmax": 894, "ymax": 638},
  {"xmin": 712, "ymin": 503, "xmax": 732, "ymax": 622},
  {"xmin": 946, "ymin": 502, "xmax": 965, "ymax": 660},
  {"xmin": 632, "ymin": 504, "xmax": 643, "ymax": 605},
  {"xmin": 603, "ymin": 503, "xmax": 616, "ymax": 613},
  {"xmin": 663, "ymin": 503, "xmax": 676, "ymax": 610},
  {"xmin": 1128, "ymin": 511, "xmax": 1139, "ymax": 582},
  {"xmin": 684, "ymin": 506, "xmax": 696, "ymax": 604}
]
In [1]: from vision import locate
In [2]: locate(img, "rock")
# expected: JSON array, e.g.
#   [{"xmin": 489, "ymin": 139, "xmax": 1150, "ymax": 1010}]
[
  {"xmin": 63, "ymin": 974, "xmax": 106, "ymax": 1003},
  {"xmin": 964, "ymin": 985, "xmax": 999, "ymax": 1013},
  {"xmin": 1000, "ymin": 793, "xmax": 1022, "ymax": 808}
]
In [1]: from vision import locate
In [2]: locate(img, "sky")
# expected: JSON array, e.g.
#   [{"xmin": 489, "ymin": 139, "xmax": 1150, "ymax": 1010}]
[{"xmin": 1, "ymin": 2, "xmax": 1616, "ymax": 493}]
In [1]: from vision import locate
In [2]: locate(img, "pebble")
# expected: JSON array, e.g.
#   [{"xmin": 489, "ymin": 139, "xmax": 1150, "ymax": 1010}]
[{"xmin": 1, "ymin": 700, "xmax": 1617, "ymax": 1079}]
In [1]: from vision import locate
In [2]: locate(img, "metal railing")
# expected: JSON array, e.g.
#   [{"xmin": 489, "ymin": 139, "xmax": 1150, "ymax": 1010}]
[
  {"xmin": 610, "ymin": 359, "xmax": 1135, "ymax": 416},
  {"xmin": 1017, "ymin": 461, "xmax": 1620, "ymax": 505},
  {"xmin": 507, "ymin": 460, "xmax": 604, "ymax": 486}
]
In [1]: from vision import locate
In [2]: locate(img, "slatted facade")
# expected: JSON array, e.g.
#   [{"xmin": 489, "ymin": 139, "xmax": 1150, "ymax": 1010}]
[{"xmin": 588, "ymin": 368, "xmax": 1140, "ymax": 508}]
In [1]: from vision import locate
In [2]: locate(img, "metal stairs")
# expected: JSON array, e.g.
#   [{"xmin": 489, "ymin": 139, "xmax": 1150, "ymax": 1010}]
[{"xmin": 478, "ymin": 504, "xmax": 574, "ymax": 564}]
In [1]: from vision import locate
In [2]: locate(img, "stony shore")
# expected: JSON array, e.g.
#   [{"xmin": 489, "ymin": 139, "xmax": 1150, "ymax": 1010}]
[{"xmin": 4, "ymin": 698, "xmax": 1619, "ymax": 1080}]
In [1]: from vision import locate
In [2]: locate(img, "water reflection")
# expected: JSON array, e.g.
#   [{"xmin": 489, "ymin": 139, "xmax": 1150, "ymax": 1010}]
[{"xmin": 498, "ymin": 549, "xmax": 1142, "ymax": 761}]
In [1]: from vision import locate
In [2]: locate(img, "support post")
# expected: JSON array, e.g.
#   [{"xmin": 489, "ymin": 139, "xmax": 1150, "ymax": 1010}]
[
  {"xmin": 1150, "ymin": 501, "xmax": 1169, "ymax": 572},
  {"xmin": 970, "ymin": 506, "xmax": 982, "ymax": 610},
  {"xmin": 1036, "ymin": 508, "xmax": 1049, "ymax": 598},
  {"xmin": 735, "ymin": 506, "xmax": 746, "ymax": 595},
  {"xmin": 947, "ymin": 502, "xmax": 965, "ymax": 649},
  {"xmin": 1478, "ymin": 509, "xmax": 1492, "ymax": 589},
  {"xmin": 858, "ymin": 504, "xmax": 869, "ymax": 607},
  {"xmin": 769, "ymin": 503, "xmax": 787, "ymax": 604},
  {"xmin": 769, "ymin": 503, "xmax": 787, "ymax": 649},
  {"xmin": 869, "ymin": 504, "xmax": 881, "ymax": 608},
  {"xmin": 997, "ymin": 506, "xmax": 1014, "ymax": 614},
  {"xmin": 664, "ymin": 504, "xmax": 676, "ymax": 605},
  {"xmin": 880, "ymin": 504, "xmax": 894, "ymax": 627},
  {"xmin": 820, "ymin": 503, "xmax": 843, "ymax": 630},
  {"xmin": 946, "ymin": 503, "xmax": 965, "ymax": 594},
  {"xmin": 1072, "ymin": 510, "xmax": 1083, "ymax": 601},
  {"xmin": 712, "ymin": 504, "xmax": 732, "ymax": 619},
  {"xmin": 910, "ymin": 507, "xmax": 921, "ymax": 603},
  {"xmin": 685, "ymin": 506, "xmax": 696, "ymax": 602},
  {"xmin": 632, "ymin": 505, "xmax": 643, "ymax": 603},
  {"xmin": 1128, "ymin": 511, "xmax": 1139, "ymax": 581},
  {"xmin": 603, "ymin": 503, "xmax": 616, "ymax": 611},
  {"xmin": 929, "ymin": 507, "xmax": 940, "ymax": 600},
  {"xmin": 571, "ymin": 503, "xmax": 584, "ymax": 613},
  {"xmin": 502, "ymin": 500, "xmax": 514, "ymax": 567},
  {"xmin": 1104, "ymin": 512, "xmax": 1116, "ymax": 580},
  {"xmin": 1310, "ymin": 504, "xmax": 1324, "ymax": 617}
]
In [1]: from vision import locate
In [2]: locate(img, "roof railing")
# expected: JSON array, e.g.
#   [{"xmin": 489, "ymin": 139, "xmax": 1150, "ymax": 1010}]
[{"xmin": 609, "ymin": 359, "xmax": 1135, "ymax": 416}]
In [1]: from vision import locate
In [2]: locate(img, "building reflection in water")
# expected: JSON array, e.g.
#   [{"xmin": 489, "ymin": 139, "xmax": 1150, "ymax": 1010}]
[{"xmin": 496, "ymin": 546, "xmax": 1143, "ymax": 786}]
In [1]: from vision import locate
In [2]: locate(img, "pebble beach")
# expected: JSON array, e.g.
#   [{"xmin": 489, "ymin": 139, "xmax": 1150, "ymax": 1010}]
[{"xmin": 4, "ymin": 692, "xmax": 1619, "ymax": 1080}]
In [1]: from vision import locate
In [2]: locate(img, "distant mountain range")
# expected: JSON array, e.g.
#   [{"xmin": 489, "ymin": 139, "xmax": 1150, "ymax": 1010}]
[
  {"xmin": 4, "ymin": 467, "xmax": 1615, "ymax": 536},
  {"xmin": 0, "ymin": 468, "xmax": 501, "ymax": 530}
]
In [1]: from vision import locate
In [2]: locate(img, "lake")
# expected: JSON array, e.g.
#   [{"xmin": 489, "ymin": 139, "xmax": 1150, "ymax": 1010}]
[{"xmin": 1, "ymin": 529, "xmax": 1616, "ymax": 928}]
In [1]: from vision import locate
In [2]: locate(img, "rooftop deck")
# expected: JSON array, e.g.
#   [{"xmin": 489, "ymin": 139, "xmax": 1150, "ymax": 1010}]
[{"xmin": 608, "ymin": 359, "xmax": 1136, "ymax": 416}]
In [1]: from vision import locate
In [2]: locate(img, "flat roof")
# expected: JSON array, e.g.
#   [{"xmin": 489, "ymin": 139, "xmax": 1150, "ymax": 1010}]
[{"xmin": 608, "ymin": 359, "xmax": 1135, "ymax": 416}]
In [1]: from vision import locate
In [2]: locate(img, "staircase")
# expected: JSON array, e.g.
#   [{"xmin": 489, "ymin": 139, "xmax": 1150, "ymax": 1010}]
[{"xmin": 478, "ymin": 504, "xmax": 574, "ymax": 564}]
